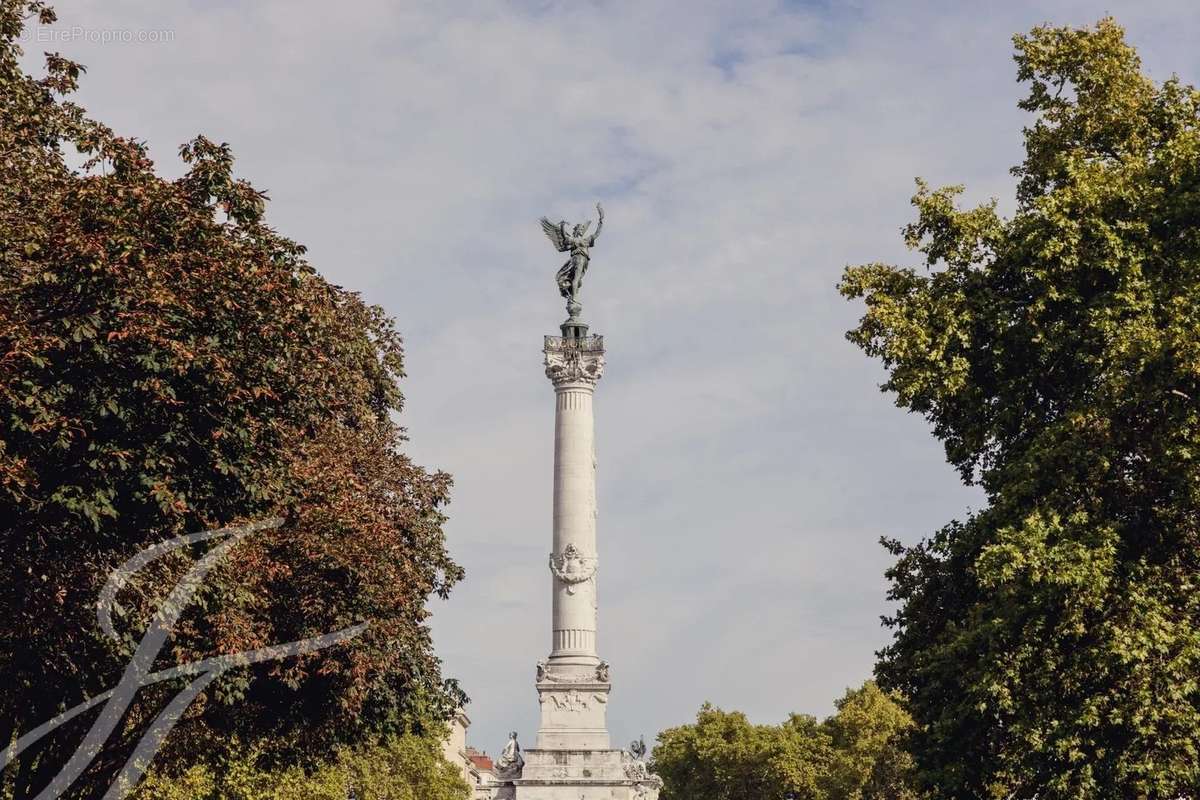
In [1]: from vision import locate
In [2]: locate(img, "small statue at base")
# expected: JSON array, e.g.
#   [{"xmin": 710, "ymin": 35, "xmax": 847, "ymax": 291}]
[
  {"xmin": 494, "ymin": 731, "xmax": 525, "ymax": 779},
  {"xmin": 629, "ymin": 736, "xmax": 647, "ymax": 761},
  {"xmin": 624, "ymin": 736, "xmax": 662, "ymax": 798}
]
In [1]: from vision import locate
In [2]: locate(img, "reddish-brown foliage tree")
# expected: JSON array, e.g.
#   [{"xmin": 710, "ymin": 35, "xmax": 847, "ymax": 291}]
[{"xmin": 0, "ymin": 2, "xmax": 464, "ymax": 796}]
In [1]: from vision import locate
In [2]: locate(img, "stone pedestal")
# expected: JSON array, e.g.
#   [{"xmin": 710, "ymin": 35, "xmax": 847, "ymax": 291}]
[
  {"xmin": 507, "ymin": 749, "xmax": 643, "ymax": 799},
  {"xmin": 496, "ymin": 748, "xmax": 659, "ymax": 800}
]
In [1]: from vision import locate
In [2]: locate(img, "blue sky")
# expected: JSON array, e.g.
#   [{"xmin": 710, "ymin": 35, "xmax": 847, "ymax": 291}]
[{"xmin": 22, "ymin": 0, "xmax": 1200, "ymax": 759}]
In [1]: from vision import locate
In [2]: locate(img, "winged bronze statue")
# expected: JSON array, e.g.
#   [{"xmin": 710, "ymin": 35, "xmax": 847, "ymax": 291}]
[{"xmin": 540, "ymin": 202, "xmax": 604, "ymax": 315}]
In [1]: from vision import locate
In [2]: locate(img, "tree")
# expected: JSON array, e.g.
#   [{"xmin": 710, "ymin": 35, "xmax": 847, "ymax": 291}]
[
  {"xmin": 134, "ymin": 732, "xmax": 470, "ymax": 800},
  {"xmin": 821, "ymin": 682, "xmax": 920, "ymax": 800},
  {"xmin": 651, "ymin": 681, "xmax": 918, "ymax": 800},
  {"xmin": 840, "ymin": 18, "xmax": 1200, "ymax": 799},
  {"xmin": 0, "ymin": 2, "xmax": 463, "ymax": 796},
  {"xmin": 652, "ymin": 705, "xmax": 827, "ymax": 800}
]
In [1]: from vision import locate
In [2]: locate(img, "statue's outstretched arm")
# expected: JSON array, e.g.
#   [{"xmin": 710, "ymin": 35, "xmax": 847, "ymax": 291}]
[{"xmin": 590, "ymin": 203, "xmax": 604, "ymax": 244}]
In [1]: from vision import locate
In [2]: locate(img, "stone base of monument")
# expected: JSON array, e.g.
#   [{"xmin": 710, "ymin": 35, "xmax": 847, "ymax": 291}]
[
  {"xmin": 494, "ymin": 753, "xmax": 667, "ymax": 800},
  {"xmin": 492, "ymin": 748, "xmax": 660, "ymax": 799}
]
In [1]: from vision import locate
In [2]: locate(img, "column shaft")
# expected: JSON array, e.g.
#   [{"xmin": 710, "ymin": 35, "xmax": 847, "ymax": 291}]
[{"xmin": 551, "ymin": 383, "xmax": 598, "ymax": 659}]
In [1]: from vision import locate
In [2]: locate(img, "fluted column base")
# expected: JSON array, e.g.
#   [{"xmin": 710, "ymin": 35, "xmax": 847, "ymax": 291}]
[{"xmin": 552, "ymin": 628, "xmax": 595, "ymax": 655}]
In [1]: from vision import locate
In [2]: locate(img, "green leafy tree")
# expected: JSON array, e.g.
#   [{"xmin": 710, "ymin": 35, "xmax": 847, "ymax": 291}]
[
  {"xmin": 134, "ymin": 732, "xmax": 470, "ymax": 800},
  {"xmin": 652, "ymin": 705, "xmax": 828, "ymax": 800},
  {"xmin": 1, "ymin": 2, "xmax": 462, "ymax": 797},
  {"xmin": 840, "ymin": 18, "xmax": 1200, "ymax": 799},
  {"xmin": 652, "ymin": 681, "xmax": 918, "ymax": 800},
  {"xmin": 820, "ymin": 682, "xmax": 920, "ymax": 800}
]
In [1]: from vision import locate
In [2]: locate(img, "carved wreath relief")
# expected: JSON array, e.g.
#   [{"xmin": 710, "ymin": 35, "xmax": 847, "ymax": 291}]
[{"xmin": 549, "ymin": 543, "xmax": 597, "ymax": 594}]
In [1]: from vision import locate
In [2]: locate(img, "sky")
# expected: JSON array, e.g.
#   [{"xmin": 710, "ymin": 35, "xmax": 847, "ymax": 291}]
[{"xmin": 19, "ymin": 0, "xmax": 1200, "ymax": 759}]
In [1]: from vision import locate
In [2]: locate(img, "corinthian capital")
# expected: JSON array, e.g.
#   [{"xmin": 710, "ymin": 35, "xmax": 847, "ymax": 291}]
[{"xmin": 544, "ymin": 334, "xmax": 605, "ymax": 386}]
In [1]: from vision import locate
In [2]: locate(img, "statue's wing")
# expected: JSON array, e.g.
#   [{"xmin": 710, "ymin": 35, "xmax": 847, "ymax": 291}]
[{"xmin": 540, "ymin": 217, "xmax": 569, "ymax": 252}]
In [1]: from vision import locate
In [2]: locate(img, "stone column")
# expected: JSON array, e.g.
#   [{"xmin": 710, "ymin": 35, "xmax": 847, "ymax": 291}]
[{"xmin": 537, "ymin": 326, "xmax": 610, "ymax": 750}]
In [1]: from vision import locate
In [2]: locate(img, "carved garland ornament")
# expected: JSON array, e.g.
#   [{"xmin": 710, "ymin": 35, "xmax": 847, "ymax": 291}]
[
  {"xmin": 535, "ymin": 660, "xmax": 612, "ymax": 685},
  {"xmin": 548, "ymin": 543, "xmax": 597, "ymax": 594}
]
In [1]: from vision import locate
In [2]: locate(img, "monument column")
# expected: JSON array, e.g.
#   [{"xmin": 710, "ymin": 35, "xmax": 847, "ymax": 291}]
[
  {"xmin": 491, "ymin": 204, "xmax": 660, "ymax": 799},
  {"xmin": 536, "ymin": 321, "xmax": 610, "ymax": 750},
  {"xmin": 547, "ymin": 327, "xmax": 603, "ymax": 662}
]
